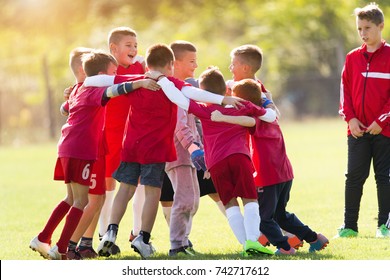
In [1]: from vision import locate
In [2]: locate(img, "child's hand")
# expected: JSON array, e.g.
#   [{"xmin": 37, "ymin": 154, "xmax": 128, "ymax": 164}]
[
  {"xmin": 210, "ymin": 110, "xmax": 224, "ymax": 122},
  {"xmin": 203, "ymin": 170, "xmax": 211, "ymax": 180},
  {"xmin": 139, "ymin": 79, "xmax": 161, "ymax": 91},
  {"xmin": 63, "ymin": 86, "xmax": 72, "ymax": 100},
  {"xmin": 222, "ymin": 96, "xmax": 244, "ymax": 109},
  {"xmin": 145, "ymin": 70, "xmax": 164, "ymax": 80}
]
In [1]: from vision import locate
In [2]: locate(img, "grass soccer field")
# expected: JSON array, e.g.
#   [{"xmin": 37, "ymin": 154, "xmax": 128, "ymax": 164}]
[{"xmin": 0, "ymin": 118, "xmax": 389, "ymax": 260}]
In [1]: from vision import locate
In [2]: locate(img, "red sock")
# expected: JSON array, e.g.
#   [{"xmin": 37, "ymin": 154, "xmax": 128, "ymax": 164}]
[
  {"xmin": 56, "ymin": 207, "xmax": 83, "ymax": 254},
  {"xmin": 38, "ymin": 200, "xmax": 71, "ymax": 244}
]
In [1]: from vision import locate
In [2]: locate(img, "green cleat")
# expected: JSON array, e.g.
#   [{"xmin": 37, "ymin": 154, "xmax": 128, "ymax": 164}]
[
  {"xmin": 244, "ymin": 240, "xmax": 274, "ymax": 256},
  {"xmin": 376, "ymin": 224, "xmax": 390, "ymax": 238},
  {"xmin": 335, "ymin": 227, "xmax": 358, "ymax": 238}
]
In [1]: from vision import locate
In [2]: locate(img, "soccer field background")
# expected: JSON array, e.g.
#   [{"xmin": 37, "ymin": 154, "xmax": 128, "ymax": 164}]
[{"xmin": 0, "ymin": 118, "xmax": 389, "ymax": 260}]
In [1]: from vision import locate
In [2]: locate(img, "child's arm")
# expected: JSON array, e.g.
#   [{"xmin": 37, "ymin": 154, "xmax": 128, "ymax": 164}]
[
  {"xmin": 84, "ymin": 75, "xmax": 160, "ymax": 91},
  {"xmin": 211, "ymin": 110, "xmax": 256, "ymax": 127},
  {"xmin": 101, "ymin": 80, "xmax": 156, "ymax": 102}
]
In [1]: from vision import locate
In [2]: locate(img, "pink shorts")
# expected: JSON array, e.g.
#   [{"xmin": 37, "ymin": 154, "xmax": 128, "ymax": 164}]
[
  {"xmin": 54, "ymin": 157, "xmax": 95, "ymax": 188},
  {"xmin": 209, "ymin": 153, "xmax": 257, "ymax": 205}
]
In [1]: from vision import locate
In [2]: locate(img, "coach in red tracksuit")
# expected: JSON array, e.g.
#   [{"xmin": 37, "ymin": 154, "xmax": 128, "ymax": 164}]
[{"xmin": 338, "ymin": 3, "xmax": 390, "ymax": 238}]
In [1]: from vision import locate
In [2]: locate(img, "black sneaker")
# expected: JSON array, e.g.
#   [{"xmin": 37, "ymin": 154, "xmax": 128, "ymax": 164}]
[{"xmin": 169, "ymin": 246, "xmax": 194, "ymax": 257}]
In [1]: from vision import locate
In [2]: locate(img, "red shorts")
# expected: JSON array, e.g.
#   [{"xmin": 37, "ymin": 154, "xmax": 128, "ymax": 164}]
[
  {"xmin": 209, "ymin": 153, "xmax": 257, "ymax": 205},
  {"xmin": 89, "ymin": 155, "xmax": 106, "ymax": 195},
  {"xmin": 104, "ymin": 127, "xmax": 123, "ymax": 177},
  {"xmin": 54, "ymin": 157, "xmax": 95, "ymax": 189}
]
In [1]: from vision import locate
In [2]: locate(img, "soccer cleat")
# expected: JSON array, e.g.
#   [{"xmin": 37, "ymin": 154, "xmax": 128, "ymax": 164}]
[
  {"xmin": 244, "ymin": 240, "xmax": 274, "ymax": 256},
  {"xmin": 66, "ymin": 249, "xmax": 81, "ymax": 260},
  {"xmin": 131, "ymin": 235, "xmax": 156, "ymax": 259},
  {"xmin": 169, "ymin": 246, "xmax": 195, "ymax": 257},
  {"xmin": 48, "ymin": 245, "xmax": 67, "ymax": 260},
  {"xmin": 29, "ymin": 236, "xmax": 51, "ymax": 259},
  {"xmin": 287, "ymin": 235, "xmax": 304, "ymax": 249},
  {"xmin": 184, "ymin": 239, "xmax": 196, "ymax": 255},
  {"xmin": 335, "ymin": 227, "xmax": 358, "ymax": 238},
  {"xmin": 309, "ymin": 233, "xmax": 329, "ymax": 252},
  {"xmin": 258, "ymin": 234, "xmax": 270, "ymax": 247},
  {"xmin": 376, "ymin": 224, "xmax": 390, "ymax": 238},
  {"xmin": 78, "ymin": 247, "xmax": 98, "ymax": 259},
  {"xmin": 97, "ymin": 229, "xmax": 117, "ymax": 257},
  {"xmin": 275, "ymin": 247, "xmax": 296, "ymax": 255}
]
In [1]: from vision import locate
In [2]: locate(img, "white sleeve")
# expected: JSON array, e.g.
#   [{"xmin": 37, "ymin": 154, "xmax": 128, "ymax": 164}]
[
  {"xmin": 181, "ymin": 86, "xmax": 224, "ymax": 105},
  {"xmin": 157, "ymin": 78, "xmax": 190, "ymax": 110},
  {"xmin": 83, "ymin": 75, "xmax": 115, "ymax": 87},
  {"xmin": 258, "ymin": 108, "xmax": 277, "ymax": 123}
]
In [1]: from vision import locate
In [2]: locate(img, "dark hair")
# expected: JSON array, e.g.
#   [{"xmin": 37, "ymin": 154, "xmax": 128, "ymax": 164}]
[
  {"xmin": 199, "ymin": 66, "xmax": 226, "ymax": 96},
  {"xmin": 170, "ymin": 40, "xmax": 197, "ymax": 60},
  {"xmin": 145, "ymin": 43, "xmax": 174, "ymax": 68},
  {"xmin": 232, "ymin": 79, "xmax": 262, "ymax": 105},
  {"xmin": 230, "ymin": 44, "xmax": 263, "ymax": 73},
  {"xmin": 82, "ymin": 50, "xmax": 118, "ymax": 76},
  {"xmin": 354, "ymin": 2, "xmax": 384, "ymax": 25}
]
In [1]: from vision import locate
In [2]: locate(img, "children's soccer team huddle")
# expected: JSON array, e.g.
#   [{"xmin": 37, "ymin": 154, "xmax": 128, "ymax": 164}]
[{"xmin": 28, "ymin": 2, "xmax": 390, "ymax": 260}]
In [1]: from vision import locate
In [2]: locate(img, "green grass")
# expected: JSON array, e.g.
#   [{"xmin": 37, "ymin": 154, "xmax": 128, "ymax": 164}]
[{"xmin": 1, "ymin": 118, "xmax": 389, "ymax": 260}]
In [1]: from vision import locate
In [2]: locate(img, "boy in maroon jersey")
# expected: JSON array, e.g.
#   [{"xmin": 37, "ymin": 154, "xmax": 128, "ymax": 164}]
[
  {"xmin": 210, "ymin": 79, "xmax": 329, "ymax": 255},
  {"xmin": 152, "ymin": 67, "xmax": 276, "ymax": 256},
  {"xmin": 338, "ymin": 3, "xmax": 390, "ymax": 238},
  {"xmin": 29, "ymin": 50, "xmax": 156, "ymax": 260}
]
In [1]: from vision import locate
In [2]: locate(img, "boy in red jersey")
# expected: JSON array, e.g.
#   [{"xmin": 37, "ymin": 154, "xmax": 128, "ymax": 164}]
[
  {"xmin": 338, "ymin": 3, "xmax": 390, "ymax": 238},
  {"xmin": 58, "ymin": 47, "xmax": 107, "ymax": 260},
  {"xmin": 153, "ymin": 67, "xmax": 276, "ymax": 256},
  {"xmin": 89, "ymin": 44, "xmax": 243, "ymax": 259},
  {"xmin": 227, "ymin": 44, "xmax": 303, "ymax": 249},
  {"xmin": 29, "ymin": 50, "xmax": 156, "ymax": 260},
  {"xmin": 210, "ymin": 79, "xmax": 329, "ymax": 255},
  {"xmin": 99, "ymin": 27, "xmax": 147, "ymax": 253}
]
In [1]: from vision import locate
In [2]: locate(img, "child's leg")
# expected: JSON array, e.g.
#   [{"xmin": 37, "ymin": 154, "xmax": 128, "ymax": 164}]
[
  {"xmin": 258, "ymin": 186, "xmax": 290, "ymax": 250},
  {"xmin": 140, "ymin": 185, "xmax": 162, "ymax": 238},
  {"xmin": 225, "ymin": 199, "xmax": 246, "ymax": 245},
  {"xmin": 242, "ymin": 199, "xmax": 261, "ymax": 242},
  {"xmin": 274, "ymin": 181, "xmax": 317, "ymax": 243},
  {"xmin": 37, "ymin": 184, "xmax": 73, "ymax": 243},
  {"xmin": 132, "ymin": 184, "xmax": 145, "ymax": 236},
  {"xmin": 56, "ymin": 183, "xmax": 89, "ymax": 254},
  {"xmin": 99, "ymin": 179, "xmax": 116, "ymax": 236},
  {"xmin": 110, "ymin": 182, "xmax": 137, "ymax": 226},
  {"xmin": 167, "ymin": 166, "xmax": 200, "ymax": 250}
]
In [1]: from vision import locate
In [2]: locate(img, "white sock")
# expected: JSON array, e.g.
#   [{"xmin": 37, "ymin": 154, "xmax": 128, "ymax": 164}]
[
  {"xmin": 162, "ymin": 206, "xmax": 171, "ymax": 226},
  {"xmin": 244, "ymin": 202, "xmax": 261, "ymax": 242},
  {"xmin": 225, "ymin": 206, "xmax": 246, "ymax": 245},
  {"xmin": 132, "ymin": 184, "xmax": 145, "ymax": 236},
  {"xmin": 215, "ymin": 200, "xmax": 226, "ymax": 216},
  {"xmin": 99, "ymin": 190, "xmax": 115, "ymax": 237}
]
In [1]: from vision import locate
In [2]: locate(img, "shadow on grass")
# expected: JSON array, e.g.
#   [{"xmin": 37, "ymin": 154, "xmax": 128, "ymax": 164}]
[{"xmin": 96, "ymin": 250, "xmax": 339, "ymax": 261}]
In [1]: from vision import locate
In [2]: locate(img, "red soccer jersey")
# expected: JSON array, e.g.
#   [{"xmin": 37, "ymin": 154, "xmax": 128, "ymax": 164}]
[
  {"xmin": 57, "ymin": 86, "xmax": 108, "ymax": 160},
  {"xmin": 249, "ymin": 118, "xmax": 294, "ymax": 187},
  {"xmin": 188, "ymin": 100, "xmax": 267, "ymax": 170},
  {"xmin": 339, "ymin": 41, "xmax": 390, "ymax": 137},
  {"xmin": 113, "ymin": 75, "xmax": 186, "ymax": 164}
]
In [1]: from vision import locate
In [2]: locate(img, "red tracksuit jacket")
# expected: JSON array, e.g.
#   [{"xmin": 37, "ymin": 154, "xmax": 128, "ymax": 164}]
[{"xmin": 339, "ymin": 40, "xmax": 390, "ymax": 137}]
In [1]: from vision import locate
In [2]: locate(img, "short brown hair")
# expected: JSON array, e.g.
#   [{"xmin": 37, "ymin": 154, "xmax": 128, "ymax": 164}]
[
  {"xmin": 230, "ymin": 45, "xmax": 263, "ymax": 73},
  {"xmin": 108, "ymin": 26, "xmax": 137, "ymax": 45},
  {"xmin": 69, "ymin": 47, "xmax": 93, "ymax": 76},
  {"xmin": 354, "ymin": 2, "xmax": 384, "ymax": 25},
  {"xmin": 145, "ymin": 44, "xmax": 174, "ymax": 68},
  {"xmin": 232, "ymin": 79, "xmax": 262, "ymax": 106},
  {"xmin": 199, "ymin": 67, "xmax": 226, "ymax": 96},
  {"xmin": 170, "ymin": 40, "xmax": 197, "ymax": 60},
  {"xmin": 82, "ymin": 50, "xmax": 118, "ymax": 77}
]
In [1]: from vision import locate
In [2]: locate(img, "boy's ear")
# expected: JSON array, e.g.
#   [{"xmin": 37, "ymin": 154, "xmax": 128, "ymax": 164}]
[{"xmin": 109, "ymin": 43, "xmax": 116, "ymax": 53}]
